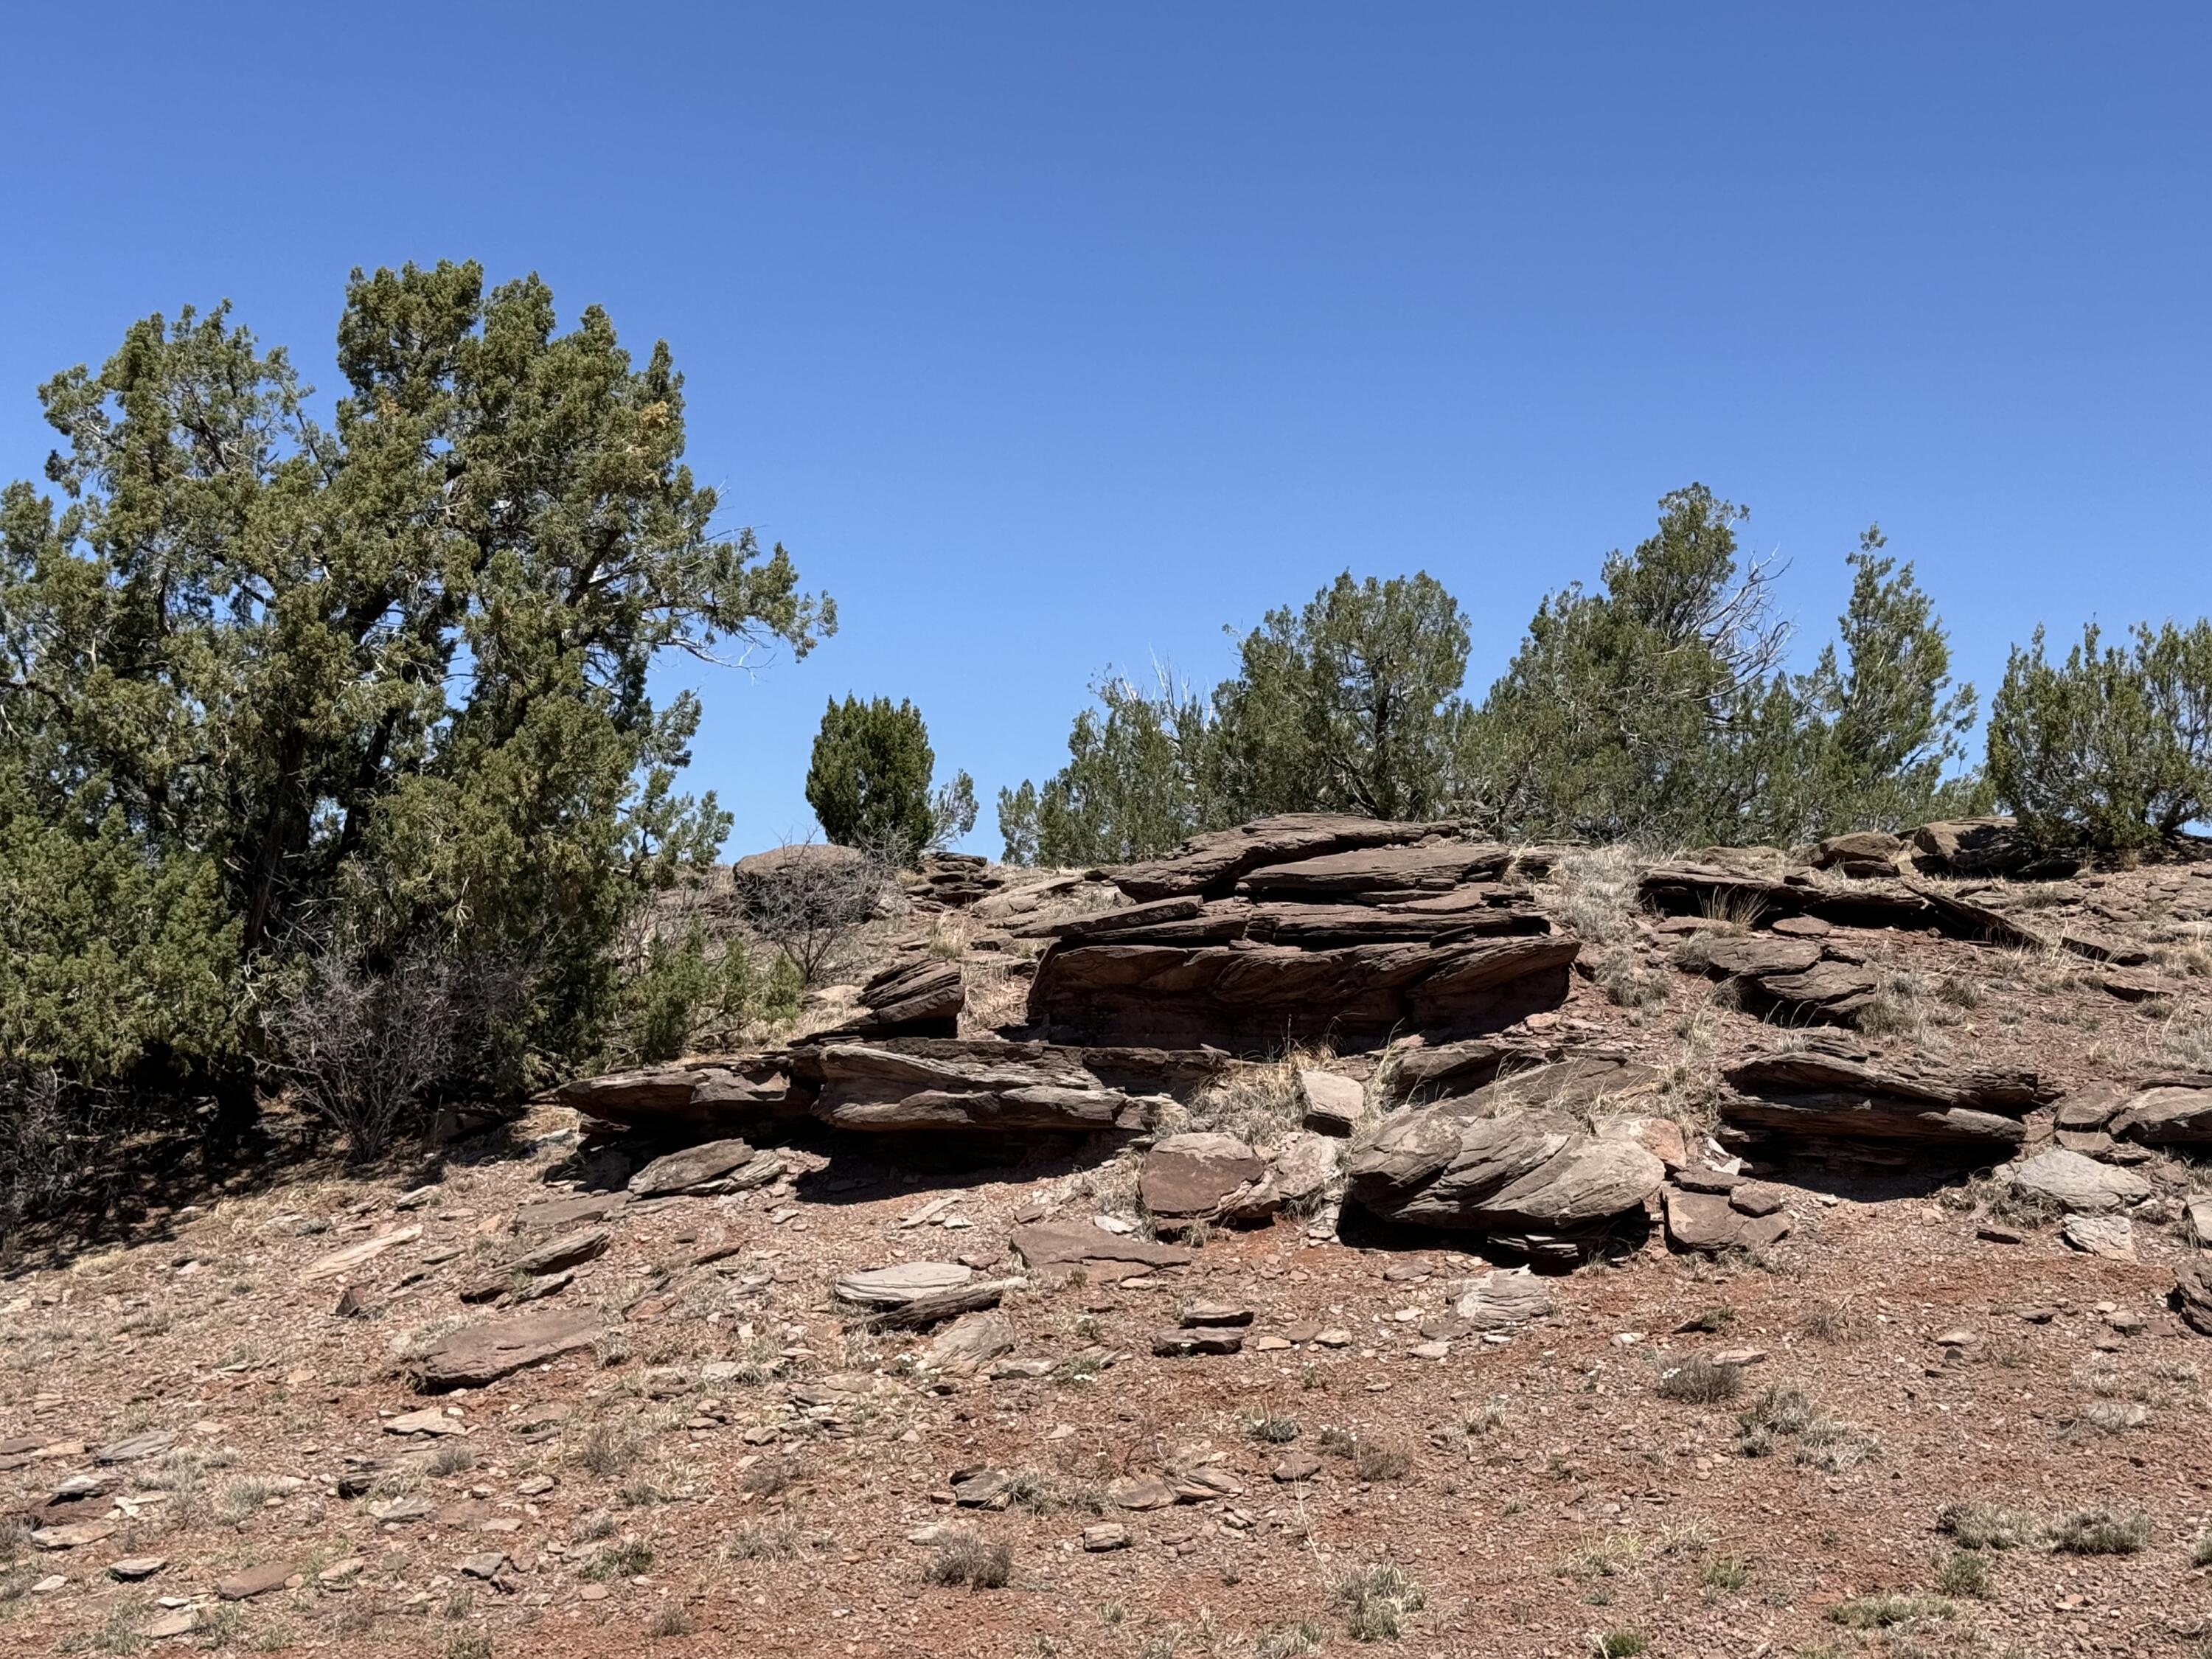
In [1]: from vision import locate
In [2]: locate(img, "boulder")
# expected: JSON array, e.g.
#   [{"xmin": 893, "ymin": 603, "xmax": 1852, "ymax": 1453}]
[
  {"xmin": 1109, "ymin": 814, "xmax": 1454, "ymax": 902},
  {"xmin": 1026, "ymin": 932, "xmax": 1577, "ymax": 1051},
  {"xmin": 844, "ymin": 958, "xmax": 964, "ymax": 1037},
  {"xmin": 1719, "ymin": 1047, "xmax": 2054, "ymax": 1163},
  {"xmin": 1141, "ymin": 1133, "xmax": 1279, "ymax": 1225},
  {"xmin": 2009, "ymin": 1148, "xmax": 2153, "ymax": 1214},
  {"xmin": 413, "ymin": 1309, "xmax": 600, "ymax": 1392},
  {"xmin": 2054, "ymin": 1083, "xmax": 2131, "ymax": 1133},
  {"xmin": 1453, "ymin": 1268, "xmax": 1556, "ymax": 1330},
  {"xmin": 1344, "ymin": 1102, "xmax": 1663, "ymax": 1248},
  {"xmin": 2176, "ymin": 1256, "xmax": 2212, "ymax": 1335},
  {"xmin": 1810, "ymin": 830, "xmax": 1905, "ymax": 870},
  {"xmin": 2112, "ymin": 1086, "xmax": 2212, "ymax": 1145},
  {"xmin": 1297, "ymin": 1070, "xmax": 1366, "ymax": 1135},
  {"xmin": 804, "ymin": 1040, "xmax": 1167, "ymax": 1133},
  {"xmin": 627, "ymin": 1139, "xmax": 783, "ymax": 1199},
  {"xmin": 2061, "ymin": 1214, "xmax": 2135, "ymax": 1261},
  {"xmin": 1910, "ymin": 816, "xmax": 2077, "ymax": 878},
  {"xmin": 1268, "ymin": 1132, "xmax": 1342, "ymax": 1206}
]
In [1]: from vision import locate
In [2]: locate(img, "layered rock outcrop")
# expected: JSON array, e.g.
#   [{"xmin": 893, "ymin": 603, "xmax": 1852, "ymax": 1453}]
[{"xmin": 1026, "ymin": 816, "xmax": 1575, "ymax": 1051}]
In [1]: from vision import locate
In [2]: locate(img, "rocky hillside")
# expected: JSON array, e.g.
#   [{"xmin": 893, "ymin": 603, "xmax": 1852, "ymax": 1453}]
[{"xmin": 6, "ymin": 814, "xmax": 2212, "ymax": 1658}]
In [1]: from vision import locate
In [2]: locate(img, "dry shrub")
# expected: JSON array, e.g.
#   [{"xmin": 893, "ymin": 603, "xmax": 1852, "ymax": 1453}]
[
  {"xmin": 924, "ymin": 1531, "xmax": 1011, "ymax": 1589},
  {"xmin": 733, "ymin": 841, "xmax": 894, "ymax": 987},
  {"xmin": 1336, "ymin": 1564, "xmax": 1426, "ymax": 1641}
]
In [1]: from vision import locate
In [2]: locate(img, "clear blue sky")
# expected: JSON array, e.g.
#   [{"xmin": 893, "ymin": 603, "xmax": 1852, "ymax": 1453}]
[{"xmin": 5, "ymin": 4, "xmax": 2208, "ymax": 856}]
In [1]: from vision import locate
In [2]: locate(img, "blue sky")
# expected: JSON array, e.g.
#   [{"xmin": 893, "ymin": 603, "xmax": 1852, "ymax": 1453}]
[{"xmin": 4, "ymin": 4, "xmax": 2208, "ymax": 855}]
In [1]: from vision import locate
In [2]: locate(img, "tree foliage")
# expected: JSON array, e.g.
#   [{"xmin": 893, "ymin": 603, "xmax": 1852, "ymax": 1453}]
[
  {"xmin": 804, "ymin": 695, "xmax": 973, "ymax": 860},
  {"xmin": 1988, "ymin": 620, "xmax": 2212, "ymax": 855},
  {"xmin": 0, "ymin": 260, "xmax": 830, "ymax": 1116},
  {"xmin": 1006, "ymin": 488, "xmax": 1995, "ymax": 861},
  {"xmin": 996, "ymin": 671, "xmax": 1211, "ymax": 866}
]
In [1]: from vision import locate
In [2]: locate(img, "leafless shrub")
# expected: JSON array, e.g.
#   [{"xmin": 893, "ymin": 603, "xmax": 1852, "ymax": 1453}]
[
  {"xmin": 733, "ymin": 841, "xmax": 894, "ymax": 987},
  {"xmin": 262, "ymin": 940, "xmax": 521, "ymax": 1158}
]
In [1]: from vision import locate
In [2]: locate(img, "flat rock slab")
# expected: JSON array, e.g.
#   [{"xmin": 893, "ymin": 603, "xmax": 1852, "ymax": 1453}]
[
  {"xmin": 2062, "ymin": 1214, "xmax": 2136, "ymax": 1261},
  {"xmin": 1454, "ymin": 1269, "xmax": 1556, "ymax": 1331},
  {"xmin": 627, "ymin": 1138, "xmax": 779, "ymax": 1198},
  {"xmin": 93, "ymin": 1431, "xmax": 175, "ymax": 1466},
  {"xmin": 1009, "ymin": 1222, "xmax": 1194, "ymax": 1272},
  {"xmin": 2011, "ymin": 1148, "xmax": 2153, "ymax": 1214},
  {"xmin": 299, "ymin": 1225, "xmax": 422, "ymax": 1284},
  {"xmin": 2112, "ymin": 1086, "xmax": 2212, "ymax": 1145},
  {"xmin": 1153, "ymin": 1329, "xmax": 1244, "ymax": 1357},
  {"xmin": 1110, "ymin": 813, "xmax": 1451, "ymax": 901},
  {"xmin": 384, "ymin": 1408, "xmax": 465, "ymax": 1436},
  {"xmin": 514, "ymin": 1192, "xmax": 626, "ymax": 1235},
  {"xmin": 462, "ymin": 1226, "xmax": 613, "ymax": 1301},
  {"xmin": 30, "ymin": 1521, "xmax": 114, "ymax": 1550},
  {"xmin": 1141, "ymin": 1132, "xmax": 1274, "ymax": 1223},
  {"xmin": 108, "ymin": 1557, "xmax": 167, "ymax": 1581},
  {"xmin": 217, "ymin": 1562, "xmax": 302, "ymax": 1599},
  {"xmin": 1107, "ymin": 1475, "xmax": 1178, "ymax": 1510},
  {"xmin": 413, "ymin": 1308, "xmax": 600, "ymax": 1392},
  {"xmin": 924, "ymin": 1312, "xmax": 1016, "ymax": 1368},
  {"xmin": 835, "ymin": 1262, "xmax": 974, "ymax": 1308}
]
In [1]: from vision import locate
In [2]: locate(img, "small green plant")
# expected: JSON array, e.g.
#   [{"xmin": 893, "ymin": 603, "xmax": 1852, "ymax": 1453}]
[
  {"xmin": 2194, "ymin": 1531, "xmax": 2212, "ymax": 1569},
  {"xmin": 1352, "ymin": 1437, "xmax": 1412, "ymax": 1482},
  {"xmin": 1933, "ymin": 1548, "xmax": 1992, "ymax": 1599},
  {"xmin": 1242, "ymin": 1412, "xmax": 1301, "ymax": 1444},
  {"xmin": 1699, "ymin": 1555, "xmax": 1750, "ymax": 1591},
  {"xmin": 580, "ymin": 1538, "xmax": 654, "ymax": 1582},
  {"xmin": 1590, "ymin": 1632, "xmax": 1647, "ymax": 1658},
  {"xmin": 446, "ymin": 1635, "xmax": 492, "ymax": 1659},
  {"xmin": 1337, "ymin": 1564, "xmax": 1426, "ymax": 1642}
]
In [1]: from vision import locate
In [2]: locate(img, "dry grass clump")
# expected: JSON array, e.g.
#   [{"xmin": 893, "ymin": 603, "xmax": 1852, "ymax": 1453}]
[
  {"xmin": 1335, "ymin": 1563, "xmax": 1427, "ymax": 1641},
  {"xmin": 1542, "ymin": 846, "xmax": 1652, "ymax": 944},
  {"xmin": 1187, "ymin": 1044, "xmax": 1337, "ymax": 1144},
  {"xmin": 1828, "ymin": 1593, "xmax": 1953, "ymax": 1630},
  {"xmin": 1935, "ymin": 1502, "xmax": 2040, "ymax": 1550},
  {"xmin": 1657, "ymin": 1356, "xmax": 1744, "ymax": 1404},
  {"xmin": 1597, "ymin": 950, "xmax": 1672, "ymax": 1011},
  {"xmin": 1735, "ymin": 1385, "xmax": 1878, "ymax": 1470},
  {"xmin": 2048, "ymin": 1508, "xmax": 2149, "ymax": 1555},
  {"xmin": 723, "ymin": 1523, "xmax": 804, "ymax": 1561},
  {"xmin": 923, "ymin": 1530, "xmax": 1012, "ymax": 1589},
  {"xmin": 1317, "ymin": 1427, "xmax": 1411, "ymax": 1481}
]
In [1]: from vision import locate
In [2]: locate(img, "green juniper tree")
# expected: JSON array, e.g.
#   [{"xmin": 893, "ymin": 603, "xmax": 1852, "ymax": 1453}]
[
  {"xmin": 0, "ymin": 260, "xmax": 830, "ymax": 1147},
  {"xmin": 806, "ymin": 695, "xmax": 974, "ymax": 860},
  {"xmin": 1987, "ymin": 619, "xmax": 2212, "ymax": 855}
]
